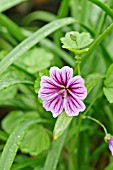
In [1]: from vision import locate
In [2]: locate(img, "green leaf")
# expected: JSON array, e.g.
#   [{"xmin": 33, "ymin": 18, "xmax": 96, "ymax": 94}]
[
  {"xmin": 104, "ymin": 64, "xmax": 113, "ymax": 103},
  {"xmin": 0, "ymin": 130, "xmax": 8, "ymax": 141},
  {"xmin": 0, "ymin": 119, "xmax": 40, "ymax": 170},
  {"xmin": 0, "ymin": 17, "xmax": 75, "ymax": 75},
  {"xmin": 83, "ymin": 23, "xmax": 113, "ymax": 60},
  {"xmin": 40, "ymin": 38, "xmax": 75, "ymax": 67},
  {"xmin": 53, "ymin": 112, "xmax": 72, "ymax": 140},
  {"xmin": 34, "ymin": 69, "xmax": 49, "ymax": 104},
  {"xmin": 43, "ymin": 130, "xmax": 67, "ymax": 170},
  {"xmin": 58, "ymin": 0, "xmax": 69, "ymax": 18},
  {"xmin": 85, "ymin": 73, "xmax": 104, "ymax": 93},
  {"xmin": 105, "ymin": 162, "xmax": 113, "ymax": 170},
  {"xmin": 24, "ymin": 111, "xmax": 40, "ymax": 120},
  {"xmin": 20, "ymin": 124, "xmax": 50, "ymax": 156},
  {"xmin": 1, "ymin": 111, "xmax": 24, "ymax": 134},
  {"xmin": 34, "ymin": 69, "xmax": 49, "ymax": 94},
  {"xmin": 15, "ymin": 48, "xmax": 53, "ymax": 74},
  {"xmin": 0, "ymin": 0, "xmax": 26, "ymax": 13},
  {"xmin": 0, "ymin": 66, "xmax": 33, "ymax": 103},
  {"xmin": 88, "ymin": 0, "xmax": 113, "ymax": 19},
  {"xmin": 104, "ymin": 87, "xmax": 113, "ymax": 103},
  {"xmin": 0, "ymin": 86, "xmax": 17, "ymax": 101},
  {"xmin": 60, "ymin": 31, "xmax": 93, "ymax": 52},
  {"xmin": 0, "ymin": 13, "xmax": 25, "ymax": 41},
  {"xmin": 104, "ymin": 64, "xmax": 113, "ymax": 87},
  {"xmin": 15, "ymin": 154, "xmax": 44, "ymax": 169},
  {"xmin": 0, "ymin": 69, "xmax": 19, "ymax": 101},
  {"xmin": 0, "ymin": 78, "xmax": 33, "ymax": 92},
  {"xmin": 2, "ymin": 111, "xmax": 40, "ymax": 134},
  {"xmin": 22, "ymin": 10, "xmax": 56, "ymax": 25},
  {"xmin": 11, "ymin": 155, "xmax": 40, "ymax": 170}
]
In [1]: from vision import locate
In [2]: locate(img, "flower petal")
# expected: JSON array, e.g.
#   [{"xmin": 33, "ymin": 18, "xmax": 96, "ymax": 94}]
[
  {"xmin": 50, "ymin": 66, "xmax": 73, "ymax": 86},
  {"xmin": 38, "ymin": 76, "xmax": 60, "ymax": 100},
  {"xmin": 43, "ymin": 93, "xmax": 64, "ymax": 118},
  {"xmin": 108, "ymin": 138, "xmax": 113, "ymax": 156},
  {"xmin": 64, "ymin": 93, "xmax": 86, "ymax": 116},
  {"xmin": 61, "ymin": 66, "xmax": 73, "ymax": 86},
  {"xmin": 68, "ymin": 76, "xmax": 87, "ymax": 99}
]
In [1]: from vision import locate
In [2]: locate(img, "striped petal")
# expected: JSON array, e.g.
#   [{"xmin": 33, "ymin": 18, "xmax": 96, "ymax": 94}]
[
  {"xmin": 50, "ymin": 66, "xmax": 73, "ymax": 86},
  {"xmin": 38, "ymin": 76, "xmax": 60, "ymax": 100},
  {"xmin": 64, "ymin": 93, "xmax": 86, "ymax": 116},
  {"xmin": 108, "ymin": 138, "xmax": 113, "ymax": 156},
  {"xmin": 43, "ymin": 93, "xmax": 64, "ymax": 118},
  {"xmin": 68, "ymin": 76, "xmax": 87, "ymax": 99}
]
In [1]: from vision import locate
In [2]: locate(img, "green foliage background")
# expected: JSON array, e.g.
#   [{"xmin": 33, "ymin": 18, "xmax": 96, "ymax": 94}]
[{"xmin": 0, "ymin": 0, "xmax": 113, "ymax": 170}]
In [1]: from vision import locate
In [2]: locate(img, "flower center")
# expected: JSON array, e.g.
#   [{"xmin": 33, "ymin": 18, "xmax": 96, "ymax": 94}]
[{"xmin": 58, "ymin": 85, "xmax": 69, "ymax": 98}]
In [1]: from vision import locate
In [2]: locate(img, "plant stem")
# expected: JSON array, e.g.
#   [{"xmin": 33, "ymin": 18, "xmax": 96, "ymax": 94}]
[
  {"xmin": 76, "ymin": 55, "xmax": 81, "ymax": 75},
  {"xmin": 88, "ymin": 0, "xmax": 113, "ymax": 18},
  {"xmin": 82, "ymin": 22, "xmax": 113, "ymax": 60},
  {"xmin": 71, "ymin": 92, "xmax": 102, "ymax": 169},
  {"xmin": 83, "ymin": 115, "xmax": 108, "ymax": 135},
  {"xmin": 95, "ymin": 0, "xmax": 113, "ymax": 37},
  {"xmin": 77, "ymin": 61, "xmax": 81, "ymax": 75},
  {"xmin": 70, "ymin": 115, "xmax": 82, "ymax": 170},
  {"xmin": 83, "ymin": 93, "xmax": 102, "ymax": 116}
]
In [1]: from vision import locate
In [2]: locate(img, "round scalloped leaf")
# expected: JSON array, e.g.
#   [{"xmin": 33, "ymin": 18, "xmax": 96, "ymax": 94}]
[
  {"xmin": 103, "ymin": 87, "xmax": 113, "ymax": 103},
  {"xmin": 85, "ymin": 73, "xmax": 104, "ymax": 93},
  {"xmin": 61, "ymin": 31, "xmax": 93, "ymax": 51},
  {"xmin": 34, "ymin": 69, "xmax": 49, "ymax": 103},
  {"xmin": 20, "ymin": 124, "xmax": 50, "ymax": 156},
  {"xmin": 104, "ymin": 64, "xmax": 113, "ymax": 87},
  {"xmin": 1, "ymin": 110, "xmax": 24, "ymax": 134},
  {"xmin": 34, "ymin": 69, "xmax": 49, "ymax": 94},
  {"xmin": 15, "ymin": 48, "xmax": 54, "ymax": 74},
  {"xmin": 104, "ymin": 64, "xmax": 113, "ymax": 103}
]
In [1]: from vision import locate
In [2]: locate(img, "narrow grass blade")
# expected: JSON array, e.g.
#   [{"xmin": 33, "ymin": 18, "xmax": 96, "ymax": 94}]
[
  {"xmin": 22, "ymin": 10, "xmax": 56, "ymax": 25},
  {"xmin": 0, "ymin": 119, "xmax": 42, "ymax": 170},
  {"xmin": 0, "ymin": 13, "xmax": 25, "ymax": 41},
  {"xmin": 0, "ymin": 0, "xmax": 26, "ymax": 13},
  {"xmin": 0, "ymin": 17, "xmax": 75, "ymax": 75},
  {"xmin": 0, "ymin": 79, "xmax": 33, "ymax": 92},
  {"xmin": 40, "ymin": 39, "xmax": 75, "ymax": 67},
  {"xmin": 83, "ymin": 23, "xmax": 113, "ymax": 59},
  {"xmin": 43, "ymin": 129, "xmax": 67, "ymax": 170},
  {"xmin": 58, "ymin": 0, "xmax": 69, "ymax": 18},
  {"xmin": 53, "ymin": 0, "xmax": 70, "ymax": 46},
  {"xmin": 88, "ymin": 0, "xmax": 113, "ymax": 18}
]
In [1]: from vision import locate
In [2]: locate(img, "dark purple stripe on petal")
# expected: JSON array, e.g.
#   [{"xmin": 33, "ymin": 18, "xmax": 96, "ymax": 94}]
[
  {"xmin": 64, "ymin": 93, "xmax": 86, "ymax": 116},
  {"xmin": 53, "ymin": 71, "xmax": 63, "ymax": 84},
  {"xmin": 41, "ymin": 77, "xmax": 60, "ymax": 88},
  {"xmin": 50, "ymin": 67, "xmax": 63, "ymax": 85},
  {"xmin": 61, "ymin": 66, "xmax": 73, "ymax": 86},
  {"xmin": 68, "ymin": 76, "xmax": 87, "ymax": 99},
  {"xmin": 43, "ymin": 93, "xmax": 64, "ymax": 117},
  {"xmin": 50, "ymin": 66, "xmax": 73, "ymax": 86},
  {"xmin": 38, "ymin": 76, "xmax": 61, "ymax": 100}
]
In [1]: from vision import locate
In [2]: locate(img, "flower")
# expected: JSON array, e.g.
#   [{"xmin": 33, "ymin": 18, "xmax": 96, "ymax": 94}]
[
  {"xmin": 108, "ymin": 137, "xmax": 113, "ymax": 156},
  {"xmin": 105, "ymin": 134, "xmax": 113, "ymax": 156},
  {"xmin": 38, "ymin": 66, "xmax": 87, "ymax": 118}
]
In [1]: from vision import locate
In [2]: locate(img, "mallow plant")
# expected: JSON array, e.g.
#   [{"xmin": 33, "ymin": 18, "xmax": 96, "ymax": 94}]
[{"xmin": 0, "ymin": 0, "xmax": 113, "ymax": 170}]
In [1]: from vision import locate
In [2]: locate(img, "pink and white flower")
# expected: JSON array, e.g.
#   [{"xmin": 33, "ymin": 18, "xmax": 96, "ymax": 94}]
[
  {"xmin": 108, "ymin": 137, "xmax": 113, "ymax": 156},
  {"xmin": 38, "ymin": 66, "xmax": 87, "ymax": 118}
]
